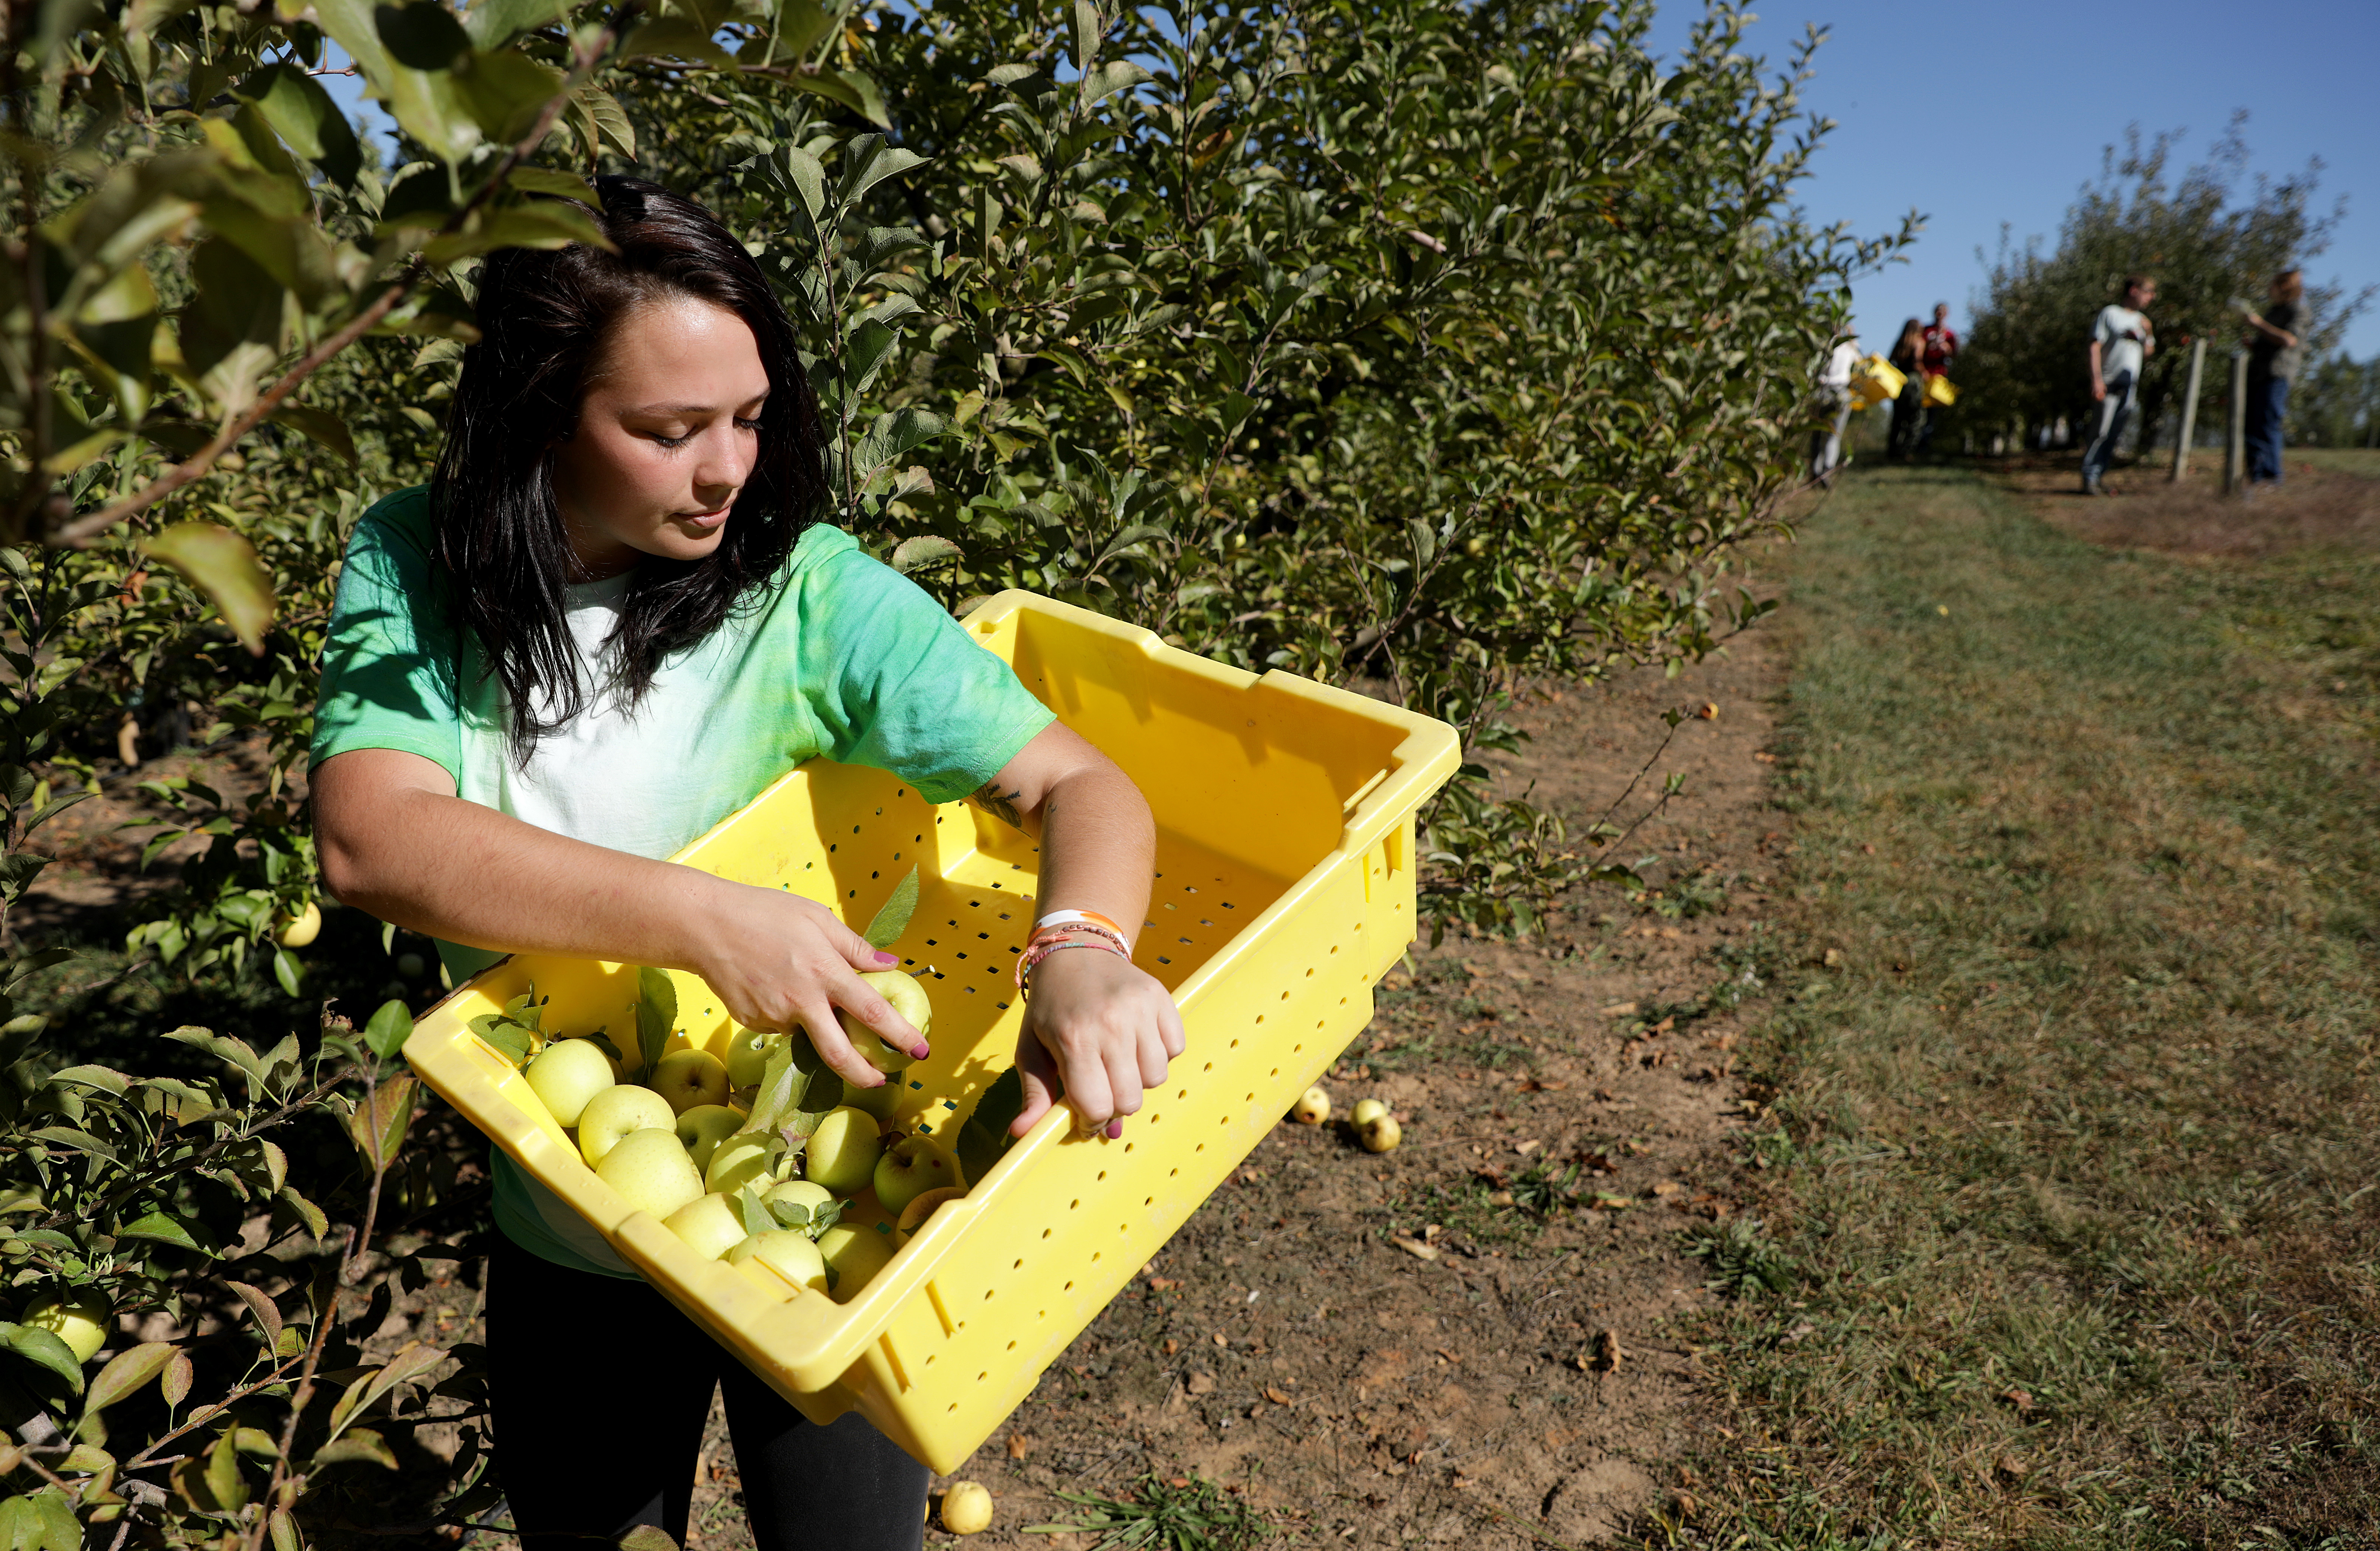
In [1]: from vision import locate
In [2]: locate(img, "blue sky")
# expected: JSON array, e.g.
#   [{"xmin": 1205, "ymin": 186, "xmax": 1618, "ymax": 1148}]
[
  {"xmin": 330, "ymin": 0, "xmax": 2379, "ymax": 358},
  {"xmin": 1642, "ymin": 0, "xmax": 2380, "ymax": 358}
]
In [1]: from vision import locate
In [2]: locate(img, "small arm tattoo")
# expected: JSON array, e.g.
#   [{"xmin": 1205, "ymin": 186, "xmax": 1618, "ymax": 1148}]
[{"xmin": 969, "ymin": 779, "xmax": 1026, "ymax": 830}]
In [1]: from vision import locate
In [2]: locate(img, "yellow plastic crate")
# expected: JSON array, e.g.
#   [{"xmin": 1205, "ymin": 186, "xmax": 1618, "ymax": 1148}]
[{"xmin": 402, "ymin": 590, "xmax": 1460, "ymax": 1472}]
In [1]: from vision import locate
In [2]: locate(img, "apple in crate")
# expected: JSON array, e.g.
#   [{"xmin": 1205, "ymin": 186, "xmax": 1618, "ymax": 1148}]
[
  {"xmin": 838, "ymin": 970, "xmax": 933, "ymax": 1073},
  {"xmin": 816, "ymin": 1221, "xmax": 895, "ymax": 1302},
  {"xmin": 728, "ymin": 1229, "xmax": 831, "ymax": 1295},
  {"xmin": 705, "ymin": 1133, "xmax": 783, "ymax": 1195},
  {"xmin": 804, "ymin": 1107, "xmax": 884, "ymax": 1195},
  {"xmin": 874, "ymin": 1135, "xmax": 962, "ymax": 1216},
  {"xmin": 594, "ymin": 1128, "xmax": 703, "ymax": 1218},
  {"xmin": 577, "ymin": 1085, "xmax": 676, "ymax": 1166},
  {"xmin": 650, "ymin": 1048, "xmax": 731, "ymax": 1115},
  {"xmin": 663, "ymin": 1192, "xmax": 747, "ymax": 1260},
  {"xmin": 524, "ymin": 1039, "xmax": 616, "ymax": 1128},
  {"xmin": 674, "ymin": 1105, "xmax": 744, "ymax": 1173}
]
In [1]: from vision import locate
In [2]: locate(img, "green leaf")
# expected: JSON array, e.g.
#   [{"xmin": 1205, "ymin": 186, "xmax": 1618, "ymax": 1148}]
[
  {"xmin": 277, "ymin": 1184, "xmax": 329, "ymax": 1240},
  {"xmin": 272, "ymin": 946, "xmax": 303, "ymax": 997},
  {"xmin": 82, "ymin": 1342, "xmax": 177, "ymax": 1414},
  {"xmin": 0, "ymin": 1489, "xmax": 81, "ymax": 1551},
  {"xmin": 375, "ymin": 1, "xmax": 471, "ymax": 69},
  {"xmin": 310, "ymin": 1429, "xmax": 399, "ymax": 1470},
  {"xmin": 346, "ymin": 1075, "xmax": 417, "ymax": 1170},
  {"xmin": 787, "ymin": 66, "xmax": 890, "ymax": 128},
  {"xmin": 421, "ymin": 201, "xmax": 612, "ymax": 266},
  {"xmin": 890, "ymin": 535, "xmax": 961, "ymax": 575},
  {"xmin": 1079, "ymin": 59, "xmax": 1151, "ymax": 110},
  {"xmin": 269, "ymin": 402, "xmax": 356, "ymax": 464},
  {"xmin": 621, "ymin": 16, "xmax": 737, "ymax": 67},
  {"xmin": 364, "ymin": 998, "xmax": 414, "ymax": 1062},
  {"xmin": 781, "ymin": 146, "xmax": 826, "ymax": 221},
  {"xmin": 503, "ymin": 165, "xmax": 600, "ymax": 205},
  {"xmin": 234, "ymin": 63, "xmax": 363, "ymax": 185},
  {"xmin": 634, "ymin": 967, "xmax": 676, "ymax": 1083},
  {"xmin": 119, "ymin": 1210, "xmax": 209, "ymax": 1254},
  {"xmin": 463, "ymin": 0, "xmax": 566, "ymax": 49},
  {"xmin": 736, "ymin": 1187, "xmax": 772, "ymax": 1238},
  {"xmin": 46, "ymin": 1065, "xmax": 130, "ymax": 1097},
  {"xmin": 0, "ymin": 1326, "xmax": 86, "ymax": 1393},
  {"xmin": 957, "ymin": 1065, "xmax": 1026, "ymax": 1183},
  {"xmin": 26, "ymin": 1127, "xmax": 116, "ymax": 1161},
  {"xmin": 144, "ymin": 524, "xmax": 274, "ymax": 656},
  {"xmin": 452, "ymin": 47, "xmax": 564, "ymax": 144},
  {"xmin": 861, "ymin": 867, "xmax": 920, "ymax": 949}
]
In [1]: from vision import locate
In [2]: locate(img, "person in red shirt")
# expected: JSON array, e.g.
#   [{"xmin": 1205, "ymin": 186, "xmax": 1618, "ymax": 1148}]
[{"xmin": 1918, "ymin": 302, "xmax": 1957, "ymax": 451}]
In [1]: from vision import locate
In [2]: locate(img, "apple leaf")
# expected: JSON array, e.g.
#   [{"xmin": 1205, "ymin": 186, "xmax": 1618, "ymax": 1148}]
[
  {"xmin": 583, "ymin": 1030, "xmax": 624, "ymax": 1065},
  {"xmin": 0, "ymin": 1323, "xmax": 86, "ymax": 1393},
  {"xmin": 860, "ymin": 866, "xmax": 920, "ymax": 950},
  {"xmin": 956, "ymin": 1065, "xmax": 1027, "ymax": 1186},
  {"xmin": 634, "ymin": 967, "xmax": 676, "ymax": 1083},
  {"xmin": 363, "ymin": 998, "xmax": 412, "ymax": 1062},
  {"xmin": 84, "ymin": 1342, "xmax": 179, "ymax": 1415},
  {"xmin": 736, "ymin": 1187, "xmax": 772, "ymax": 1238}
]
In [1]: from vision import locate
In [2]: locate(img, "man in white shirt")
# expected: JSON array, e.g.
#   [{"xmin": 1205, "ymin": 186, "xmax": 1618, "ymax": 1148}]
[
  {"xmin": 1812, "ymin": 333, "xmax": 1860, "ymax": 484},
  {"xmin": 2081, "ymin": 275, "xmax": 2155, "ymax": 495}
]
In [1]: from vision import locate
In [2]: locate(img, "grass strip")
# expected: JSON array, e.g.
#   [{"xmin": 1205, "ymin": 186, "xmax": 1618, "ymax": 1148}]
[{"xmin": 1698, "ymin": 466, "xmax": 2380, "ymax": 1546}]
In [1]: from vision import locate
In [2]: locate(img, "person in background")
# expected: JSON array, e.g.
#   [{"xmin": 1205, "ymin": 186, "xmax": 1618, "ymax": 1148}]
[
  {"xmin": 1811, "ymin": 331, "xmax": 1860, "ymax": 484},
  {"xmin": 2241, "ymin": 268, "xmax": 2306, "ymax": 488},
  {"xmin": 2081, "ymin": 274, "xmax": 2156, "ymax": 496},
  {"xmin": 1886, "ymin": 317, "xmax": 1926, "ymax": 462},
  {"xmin": 1918, "ymin": 302, "xmax": 1958, "ymax": 451}
]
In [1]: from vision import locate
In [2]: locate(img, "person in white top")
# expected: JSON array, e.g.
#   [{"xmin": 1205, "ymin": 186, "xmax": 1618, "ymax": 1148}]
[
  {"xmin": 1811, "ymin": 333, "xmax": 1861, "ymax": 484},
  {"xmin": 2081, "ymin": 274, "xmax": 2156, "ymax": 495}
]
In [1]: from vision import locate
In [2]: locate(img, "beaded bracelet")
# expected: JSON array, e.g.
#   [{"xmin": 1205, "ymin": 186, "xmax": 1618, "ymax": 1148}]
[
  {"xmin": 1014, "ymin": 933, "xmax": 1131, "ymax": 992},
  {"xmin": 1035, "ymin": 907, "xmax": 1131, "ymax": 948}
]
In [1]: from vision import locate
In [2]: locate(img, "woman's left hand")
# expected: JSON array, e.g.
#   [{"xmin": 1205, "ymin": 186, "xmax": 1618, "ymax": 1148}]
[{"xmin": 1013, "ymin": 947, "xmax": 1185, "ymax": 1138}]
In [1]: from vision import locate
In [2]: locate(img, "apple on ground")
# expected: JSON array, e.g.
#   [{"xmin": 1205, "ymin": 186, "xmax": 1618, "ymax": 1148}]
[
  {"xmin": 24, "ymin": 1292, "xmax": 110, "ymax": 1363},
  {"xmin": 804, "ymin": 1107, "xmax": 884, "ymax": 1195},
  {"xmin": 1290, "ymin": 1085, "xmax": 1330, "ymax": 1125},
  {"xmin": 727, "ymin": 1230, "xmax": 830, "ymax": 1296},
  {"xmin": 595, "ymin": 1128, "xmax": 704, "ymax": 1218},
  {"xmin": 674, "ymin": 1104, "xmax": 745, "ymax": 1173},
  {"xmin": 663, "ymin": 1192, "xmax": 748, "ymax": 1260},
  {"xmin": 894, "ymin": 1186, "xmax": 965, "ymax": 1243},
  {"xmin": 577, "ymin": 1085, "xmax": 677, "ymax": 1166},
  {"xmin": 527, "ymin": 1040, "xmax": 618, "ymax": 1128},
  {"xmin": 650, "ymin": 1048, "xmax": 731, "ymax": 1115},
  {"xmin": 940, "ymin": 1481, "xmax": 994, "ymax": 1536},
  {"xmin": 705, "ymin": 1133, "xmax": 784, "ymax": 1195},
  {"xmin": 1359, "ymin": 1112, "xmax": 1402, "ymax": 1153},
  {"xmin": 815, "ymin": 1221, "xmax": 896, "ymax": 1302},
  {"xmin": 873, "ymin": 1135, "xmax": 962, "ymax": 1216},
  {"xmin": 1350, "ymin": 1097, "xmax": 1387, "ymax": 1129},
  {"xmin": 835, "ymin": 969, "xmax": 933, "ymax": 1073}
]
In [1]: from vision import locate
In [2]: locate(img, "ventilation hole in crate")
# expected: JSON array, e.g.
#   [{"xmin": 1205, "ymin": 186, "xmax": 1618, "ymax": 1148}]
[
  {"xmin": 1007, "ymin": 1340, "xmax": 1017, "ymax": 1352},
  {"xmin": 1157, "ymin": 956, "xmax": 1172, "ymax": 965},
  {"xmin": 1317, "ymin": 1019, "xmax": 1325, "ymax": 1029},
  {"xmin": 1163, "ymin": 901, "xmax": 1177, "ymax": 912},
  {"xmin": 1195, "ymin": 1142, "xmax": 1205, "ymax": 1153},
  {"xmin": 1014, "ymin": 1258, "xmax": 1023, "ymax": 1269},
  {"xmin": 1254, "ymin": 1016, "xmax": 1264, "ymax": 1026},
  {"xmin": 1069, "ymin": 1199, "xmax": 1079, "ymax": 1210},
  {"xmin": 978, "ymin": 1371, "xmax": 989, "ymax": 1383},
  {"xmin": 828, "ymin": 843, "xmax": 837, "ymax": 853},
  {"xmin": 852, "ymin": 824, "xmax": 860, "ymax": 834},
  {"xmin": 1305, "ymin": 968, "xmax": 1314, "ymax": 978},
  {"xmin": 1064, "ymin": 1281, "xmax": 1074, "ymax": 1292},
  {"xmin": 1124, "ymin": 1141, "xmax": 1136, "ymax": 1154},
  {"xmin": 997, "ymin": 1000, "xmax": 1011, "ymax": 1010},
  {"xmin": 1219, "ymin": 1116, "xmax": 1230, "ymax": 1127},
  {"xmin": 1169, "ymin": 1167, "xmax": 1178, "ymax": 1177},
  {"xmin": 1200, "ymin": 918, "xmax": 1213, "ymax": 926},
  {"xmin": 1041, "ymin": 1229, "xmax": 1051, "ymax": 1240},
  {"xmin": 1223, "ymin": 901, "xmax": 1236, "ymax": 909},
  {"xmin": 1202, "ymin": 1062, "xmax": 1212, "ymax": 1072},
  {"xmin": 1097, "ymin": 1170, "xmax": 1107, "ymax": 1181},
  {"xmin": 1091, "ymin": 1251, "xmax": 1101, "ymax": 1263},
  {"xmin": 1185, "ymin": 885, "xmax": 1198, "ymax": 894},
  {"xmin": 1293, "ymin": 1043, "xmax": 1303, "ymax": 1054},
  {"xmin": 1268, "ymin": 1068, "xmax": 1278, "ymax": 1078},
  {"xmin": 849, "ymin": 888, "xmax": 857, "ymax": 898},
  {"xmin": 1279, "ymin": 991, "xmax": 1290, "ymax": 1001},
  {"xmin": 983, "ymin": 1289, "xmax": 994, "ymax": 1302}
]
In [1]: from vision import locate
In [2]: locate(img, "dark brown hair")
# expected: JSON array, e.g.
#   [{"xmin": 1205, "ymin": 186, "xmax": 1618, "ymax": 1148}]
[{"xmin": 431, "ymin": 176, "xmax": 827, "ymax": 762}]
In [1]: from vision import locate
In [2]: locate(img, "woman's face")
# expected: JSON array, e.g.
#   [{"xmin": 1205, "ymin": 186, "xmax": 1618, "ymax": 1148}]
[{"xmin": 550, "ymin": 294, "xmax": 770, "ymax": 580}]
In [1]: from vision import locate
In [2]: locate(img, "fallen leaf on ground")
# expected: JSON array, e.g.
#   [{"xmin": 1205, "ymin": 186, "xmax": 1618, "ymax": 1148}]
[
  {"xmin": 1392, "ymin": 1236, "xmax": 1440, "ymax": 1262},
  {"xmin": 1006, "ymin": 1434, "xmax": 1030, "ymax": 1459},
  {"xmin": 1600, "ymin": 1001, "xmax": 1638, "ymax": 1017},
  {"xmin": 1593, "ymin": 1330, "xmax": 1625, "ymax": 1371},
  {"xmin": 1264, "ymin": 1386, "xmax": 1292, "ymax": 1404}
]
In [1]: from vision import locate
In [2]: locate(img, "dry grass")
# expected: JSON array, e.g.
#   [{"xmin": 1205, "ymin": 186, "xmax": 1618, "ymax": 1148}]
[{"xmin": 1985, "ymin": 450, "xmax": 2380, "ymax": 559}]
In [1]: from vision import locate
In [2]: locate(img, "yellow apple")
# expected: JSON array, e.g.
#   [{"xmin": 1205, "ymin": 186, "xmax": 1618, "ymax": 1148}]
[
  {"xmin": 1350, "ymin": 1097, "xmax": 1388, "ymax": 1129},
  {"xmin": 705, "ymin": 1133, "xmax": 784, "ymax": 1196},
  {"xmin": 594, "ymin": 1128, "xmax": 704, "ymax": 1219},
  {"xmin": 662, "ymin": 1192, "xmax": 748, "ymax": 1260},
  {"xmin": 724, "ymin": 1025, "xmax": 779, "ymax": 1088},
  {"xmin": 577, "ymin": 1085, "xmax": 677, "ymax": 1167},
  {"xmin": 650, "ymin": 1048, "xmax": 731, "ymax": 1115},
  {"xmin": 873, "ymin": 1135, "xmax": 962, "ymax": 1217},
  {"xmin": 841, "ymin": 1074, "xmax": 905, "ymax": 1122},
  {"xmin": 804, "ymin": 1107, "xmax": 884, "ymax": 1195},
  {"xmin": 1290, "ymin": 1085, "xmax": 1330, "ymax": 1125},
  {"xmin": 837, "ymin": 969, "xmax": 933, "ymax": 1073},
  {"xmin": 23, "ymin": 1291, "xmax": 110, "ymax": 1364},
  {"xmin": 1359, "ymin": 1113, "xmax": 1402, "ymax": 1153},
  {"xmin": 816, "ymin": 1221, "xmax": 896, "ymax": 1302},
  {"xmin": 940, "ymin": 1481, "xmax": 994, "ymax": 1536},
  {"xmin": 527, "ymin": 1039, "xmax": 618, "ymax": 1129},
  {"xmin": 674, "ymin": 1104, "xmax": 745, "ymax": 1173},
  {"xmin": 727, "ymin": 1230, "xmax": 830, "ymax": 1296},
  {"xmin": 274, "ymin": 902, "xmax": 322, "ymax": 949}
]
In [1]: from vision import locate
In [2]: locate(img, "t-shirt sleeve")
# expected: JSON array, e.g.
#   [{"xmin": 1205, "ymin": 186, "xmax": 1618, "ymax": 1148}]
[
  {"xmin": 311, "ymin": 488, "xmax": 465, "ymax": 781},
  {"xmin": 2092, "ymin": 307, "xmax": 2116, "ymax": 347},
  {"xmin": 797, "ymin": 539, "xmax": 1056, "ymax": 804}
]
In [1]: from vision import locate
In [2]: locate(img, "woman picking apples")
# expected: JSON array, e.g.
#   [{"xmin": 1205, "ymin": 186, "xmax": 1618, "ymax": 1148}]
[{"xmin": 310, "ymin": 177, "xmax": 1185, "ymax": 1550}]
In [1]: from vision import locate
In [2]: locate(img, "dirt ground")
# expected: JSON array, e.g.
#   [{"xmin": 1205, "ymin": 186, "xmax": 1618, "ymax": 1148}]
[
  {"xmin": 1994, "ymin": 447, "xmax": 2380, "ymax": 556},
  {"xmin": 658, "ymin": 635, "xmax": 1794, "ymax": 1549}
]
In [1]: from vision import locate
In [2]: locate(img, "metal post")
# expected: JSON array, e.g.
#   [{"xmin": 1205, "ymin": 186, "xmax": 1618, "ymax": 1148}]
[
  {"xmin": 2224, "ymin": 350, "xmax": 2247, "ymax": 496},
  {"xmin": 2169, "ymin": 336, "xmax": 2206, "ymax": 482}
]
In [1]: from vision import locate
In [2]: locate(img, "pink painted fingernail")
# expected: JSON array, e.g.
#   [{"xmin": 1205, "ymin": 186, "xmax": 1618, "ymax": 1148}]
[
  {"xmin": 874, "ymin": 950, "xmax": 900, "ymax": 966},
  {"xmin": 911, "ymin": 1043, "xmax": 931, "ymax": 1060},
  {"xmin": 1104, "ymin": 1118, "xmax": 1123, "ymax": 1140}
]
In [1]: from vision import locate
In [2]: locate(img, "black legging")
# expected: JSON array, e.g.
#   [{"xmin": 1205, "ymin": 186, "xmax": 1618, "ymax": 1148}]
[{"xmin": 487, "ymin": 1238, "xmax": 929, "ymax": 1550}]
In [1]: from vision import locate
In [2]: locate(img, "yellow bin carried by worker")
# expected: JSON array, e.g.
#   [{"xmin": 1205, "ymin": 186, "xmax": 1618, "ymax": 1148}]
[
  {"xmin": 401, "ymin": 591, "xmax": 1462, "ymax": 1474},
  {"xmin": 1848, "ymin": 352, "xmax": 1905, "ymax": 410},
  {"xmin": 1923, "ymin": 373, "xmax": 1959, "ymax": 409}
]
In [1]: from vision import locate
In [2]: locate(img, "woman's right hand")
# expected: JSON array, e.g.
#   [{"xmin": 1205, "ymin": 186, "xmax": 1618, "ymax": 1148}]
[{"xmin": 683, "ymin": 877, "xmax": 928, "ymax": 1090}]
